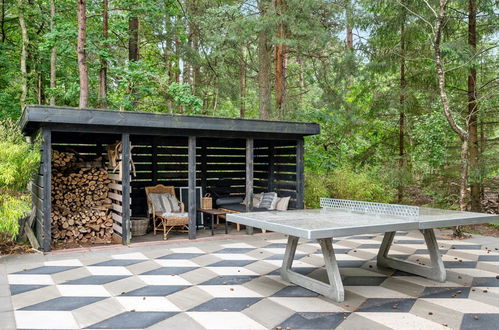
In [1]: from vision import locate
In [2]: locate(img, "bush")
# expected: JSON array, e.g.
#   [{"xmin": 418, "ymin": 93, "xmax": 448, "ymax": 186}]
[
  {"xmin": 0, "ymin": 119, "xmax": 39, "ymax": 240},
  {"xmin": 305, "ymin": 166, "xmax": 395, "ymax": 208}
]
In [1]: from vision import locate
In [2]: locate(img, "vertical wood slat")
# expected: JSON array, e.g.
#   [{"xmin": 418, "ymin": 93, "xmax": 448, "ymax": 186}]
[
  {"xmin": 41, "ymin": 128, "xmax": 52, "ymax": 252},
  {"xmin": 246, "ymin": 138, "xmax": 254, "ymax": 234},
  {"xmin": 296, "ymin": 138, "xmax": 305, "ymax": 209},
  {"xmin": 188, "ymin": 136, "xmax": 197, "ymax": 239},
  {"xmin": 121, "ymin": 133, "xmax": 131, "ymax": 244}
]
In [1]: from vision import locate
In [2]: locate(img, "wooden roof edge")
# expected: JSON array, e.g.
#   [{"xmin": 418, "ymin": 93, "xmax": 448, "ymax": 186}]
[{"xmin": 21, "ymin": 105, "xmax": 320, "ymax": 137}]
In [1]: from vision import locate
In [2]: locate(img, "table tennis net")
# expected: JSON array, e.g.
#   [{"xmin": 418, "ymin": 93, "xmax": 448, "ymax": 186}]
[{"xmin": 320, "ymin": 198, "xmax": 420, "ymax": 218}]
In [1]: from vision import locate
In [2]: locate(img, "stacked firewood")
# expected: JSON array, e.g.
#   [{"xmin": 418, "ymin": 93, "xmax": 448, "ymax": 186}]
[
  {"xmin": 482, "ymin": 193, "xmax": 499, "ymax": 214},
  {"xmin": 51, "ymin": 151, "xmax": 114, "ymax": 244}
]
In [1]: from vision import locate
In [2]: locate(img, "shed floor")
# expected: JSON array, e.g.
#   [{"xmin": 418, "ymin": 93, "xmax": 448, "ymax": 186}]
[
  {"xmin": 2, "ymin": 230, "xmax": 499, "ymax": 329},
  {"xmin": 131, "ymin": 223, "xmax": 259, "ymax": 243}
]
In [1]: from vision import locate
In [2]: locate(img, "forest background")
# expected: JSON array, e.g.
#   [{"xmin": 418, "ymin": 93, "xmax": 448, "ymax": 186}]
[{"xmin": 0, "ymin": 0, "xmax": 498, "ymax": 239}]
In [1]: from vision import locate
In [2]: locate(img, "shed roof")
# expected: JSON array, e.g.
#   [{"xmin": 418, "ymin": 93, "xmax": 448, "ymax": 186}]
[{"xmin": 20, "ymin": 105, "xmax": 320, "ymax": 139}]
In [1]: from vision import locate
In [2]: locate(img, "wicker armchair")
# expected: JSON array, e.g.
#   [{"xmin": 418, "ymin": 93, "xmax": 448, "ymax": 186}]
[{"xmin": 145, "ymin": 185, "xmax": 189, "ymax": 240}]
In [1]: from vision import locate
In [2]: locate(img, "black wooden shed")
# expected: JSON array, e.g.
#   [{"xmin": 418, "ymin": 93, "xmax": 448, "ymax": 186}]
[{"xmin": 20, "ymin": 105, "xmax": 320, "ymax": 251}]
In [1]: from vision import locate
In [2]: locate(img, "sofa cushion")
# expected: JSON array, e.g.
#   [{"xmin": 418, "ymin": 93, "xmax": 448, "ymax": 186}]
[
  {"xmin": 221, "ymin": 203, "xmax": 267, "ymax": 213},
  {"xmin": 216, "ymin": 196, "xmax": 244, "ymax": 206}
]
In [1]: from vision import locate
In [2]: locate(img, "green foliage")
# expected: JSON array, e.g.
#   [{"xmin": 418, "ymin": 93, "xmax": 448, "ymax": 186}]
[
  {"xmin": 0, "ymin": 120, "xmax": 40, "ymax": 191},
  {"xmin": 167, "ymin": 83, "xmax": 203, "ymax": 114},
  {"xmin": 0, "ymin": 194, "xmax": 30, "ymax": 240},
  {"xmin": 0, "ymin": 120, "xmax": 39, "ymax": 239},
  {"xmin": 305, "ymin": 166, "xmax": 396, "ymax": 208}
]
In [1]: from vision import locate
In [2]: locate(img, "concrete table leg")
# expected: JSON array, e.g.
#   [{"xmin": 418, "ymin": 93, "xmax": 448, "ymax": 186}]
[
  {"xmin": 280, "ymin": 236, "xmax": 345, "ymax": 302},
  {"xmin": 377, "ymin": 229, "xmax": 446, "ymax": 282}
]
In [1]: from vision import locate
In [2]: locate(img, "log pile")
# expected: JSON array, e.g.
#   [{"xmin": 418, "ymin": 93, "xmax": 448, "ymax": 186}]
[
  {"xmin": 51, "ymin": 151, "xmax": 114, "ymax": 244},
  {"xmin": 482, "ymin": 193, "xmax": 499, "ymax": 214}
]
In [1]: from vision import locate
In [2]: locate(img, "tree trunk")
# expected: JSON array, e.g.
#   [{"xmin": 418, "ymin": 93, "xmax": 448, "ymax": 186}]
[
  {"xmin": 274, "ymin": 0, "xmax": 286, "ymax": 119},
  {"xmin": 77, "ymin": 0, "xmax": 89, "ymax": 108},
  {"xmin": 128, "ymin": 16, "xmax": 139, "ymax": 61},
  {"xmin": 467, "ymin": 0, "xmax": 480, "ymax": 211},
  {"xmin": 18, "ymin": 0, "xmax": 28, "ymax": 109},
  {"xmin": 1, "ymin": 0, "xmax": 6, "ymax": 43},
  {"xmin": 239, "ymin": 47, "xmax": 246, "ymax": 118},
  {"xmin": 97, "ymin": 0, "xmax": 108, "ymax": 108},
  {"xmin": 434, "ymin": 0, "xmax": 469, "ymax": 214},
  {"xmin": 346, "ymin": 25, "xmax": 353, "ymax": 49},
  {"xmin": 398, "ymin": 4, "xmax": 406, "ymax": 203},
  {"xmin": 257, "ymin": 0, "xmax": 272, "ymax": 120},
  {"xmin": 37, "ymin": 73, "xmax": 43, "ymax": 104},
  {"xmin": 49, "ymin": 0, "xmax": 56, "ymax": 105}
]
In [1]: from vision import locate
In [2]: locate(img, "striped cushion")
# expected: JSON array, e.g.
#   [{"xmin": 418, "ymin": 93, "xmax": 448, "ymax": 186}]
[
  {"xmin": 149, "ymin": 193, "xmax": 172, "ymax": 213},
  {"xmin": 166, "ymin": 194, "xmax": 180, "ymax": 212},
  {"xmin": 258, "ymin": 192, "xmax": 277, "ymax": 209}
]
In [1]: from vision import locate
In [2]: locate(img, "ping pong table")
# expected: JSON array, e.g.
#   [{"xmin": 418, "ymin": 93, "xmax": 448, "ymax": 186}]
[{"xmin": 226, "ymin": 198, "xmax": 499, "ymax": 302}]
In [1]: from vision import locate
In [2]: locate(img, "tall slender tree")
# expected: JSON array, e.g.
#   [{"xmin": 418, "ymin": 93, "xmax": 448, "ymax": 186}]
[
  {"xmin": 257, "ymin": 0, "xmax": 272, "ymax": 120},
  {"xmin": 467, "ymin": 0, "xmax": 480, "ymax": 211},
  {"xmin": 97, "ymin": 0, "xmax": 108, "ymax": 108},
  {"xmin": 398, "ymin": 3, "xmax": 406, "ymax": 202},
  {"xmin": 77, "ymin": 0, "xmax": 89, "ymax": 108},
  {"xmin": 274, "ymin": 0, "xmax": 286, "ymax": 118},
  {"xmin": 49, "ymin": 0, "xmax": 56, "ymax": 106},
  {"xmin": 17, "ymin": 0, "xmax": 28, "ymax": 109}
]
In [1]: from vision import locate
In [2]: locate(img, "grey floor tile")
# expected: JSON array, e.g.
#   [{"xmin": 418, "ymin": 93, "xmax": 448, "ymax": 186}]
[
  {"xmin": 121, "ymin": 285, "xmax": 189, "ymax": 296},
  {"xmin": 87, "ymin": 311, "xmax": 177, "ymax": 329},
  {"xmin": 64, "ymin": 275, "xmax": 130, "ymax": 285},
  {"xmin": 8, "ymin": 284, "xmax": 47, "ymax": 296},
  {"xmin": 21, "ymin": 296, "xmax": 104, "ymax": 311},
  {"xmin": 140, "ymin": 267, "xmax": 197, "ymax": 275},
  {"xmin": 279, "ymin": 312, "xmax": 351, "ymax": 329},
  {"xmin": 189, "ymin": 297, "xmax": 261, "ymax": 311},
  {"xmin": 356, "ymin": 298, "xmax": 417, "ymax": 312}
]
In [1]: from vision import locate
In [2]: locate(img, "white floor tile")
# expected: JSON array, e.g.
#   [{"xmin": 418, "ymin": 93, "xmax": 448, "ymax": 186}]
[
  {"xmin": 187, "ymin": 312, "xmax": 266, "ymax": 329},
  {"xmin": 211, "ymin": 254, "xmax": 257, "ymax": 260},
  {"xmin": 111, "ymin": 252, "xmax": 148, "ymax": 260},
  {"xmin": 154, "ymin": 259, "xmax": 200, "ymax": 267},
  {"xmin": 138, "ymin": 275, "xmax": 191, "ymax": 286},
  {"xmin": 7, "ymin": 274, "xmax": 54, "ymax": 285},
  {"xmin": 171, "ymin": 247, "xmax": 205, "ymax": 253},
  {"xmin": 116, "ymin": 296, "xmax": 180, "ymax": 311},
  {"xmin": 205, "ymin": 267, "xmax": 258, "ymax": 276},
  {"xmin": 358, "ymin": 312, "xmax": 448, "ymax": 330},
  {"xmin": 15, "ymin": 311, "xmax": 79, "ymax": 329},
  {"xmin": 197, "ymin": 285, "xmax": 262, "ymax": 297},
  {"xmin": 221, "ymin": 243, "xmax": 256, "ymax": 248},
  {"xmin": 269, "ymin": 297, "xmax": 345, "ymax": 312},
  {"xmin": 86, "ymin": 266, "xmax": 132, "ymax": 276},
  {"xmin": 57, "ymin": 285, "xmax": 111, "ymax": 297},
  {"xmin": 421, "ymin": 298, "xmax": 499, "ymax": 313}
]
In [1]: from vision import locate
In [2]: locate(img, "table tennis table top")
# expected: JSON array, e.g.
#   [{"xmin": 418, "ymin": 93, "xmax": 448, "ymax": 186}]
[{"xmin": 226, "ymin": 201, "xmax": 499, "ymax": 239}]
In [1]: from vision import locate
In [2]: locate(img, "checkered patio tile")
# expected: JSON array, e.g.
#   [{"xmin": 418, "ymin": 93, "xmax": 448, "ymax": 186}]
[{"xmin": 1, "ymin": 231, "xmax": 499, "ymax": 329}]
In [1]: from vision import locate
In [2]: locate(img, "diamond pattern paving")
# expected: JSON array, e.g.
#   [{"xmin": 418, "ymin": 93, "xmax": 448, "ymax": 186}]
[{"xmin": 2, "ymin": 231, "xmax": 499, "ymax": 329}]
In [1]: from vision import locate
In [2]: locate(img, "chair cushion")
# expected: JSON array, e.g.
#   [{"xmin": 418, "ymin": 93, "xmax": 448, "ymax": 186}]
[
  {"xmin": 166, "ymin": 194, "xmax": 181, "ymax": 212},
  {"xmin": 149, "ymin": 193, "xmax": 172, "ymax": 213},
  {"xmin": 162, "ymin": 212, "xmax": 188, "ymax": 217}
]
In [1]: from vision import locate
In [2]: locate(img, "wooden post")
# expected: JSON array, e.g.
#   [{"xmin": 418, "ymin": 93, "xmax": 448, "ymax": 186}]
[
  {"xmin": 121, "ymin": 133, "xmax": 131, "ymax": 244},
  {"xmin": 296, "ymin": 138, "xmax": 304, "ymax": 209},
  {"xmin": 268, "ymin": 141, "xmax": 274, "ymax": 192},
  {"xmin": 188, "ymin": 136, "xmax": 197, "ymax": 239},
  {"xmin": 246, "ymin": 138, "xmax": 254, "ymax": 235},
  {"xmin": 200, "ymin": 144, "xmax": 207, "ymax": 196},
  {"xmin": 41, "ymin": 128, "xmax": 52, "ymax": 252}
]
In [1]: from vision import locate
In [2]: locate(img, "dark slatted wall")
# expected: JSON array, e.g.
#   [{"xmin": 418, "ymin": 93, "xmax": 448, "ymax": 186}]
[
  {"xmin": 254, "ymin": 139, "xmax": 298, "ymax": 209},
  {"xmin": 130, "ymin": 136, "xmax": 193, "ymax": 216},
  {"xmin": 201, "ymin": 138, "xmax": 247, "ymax": 199}
]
